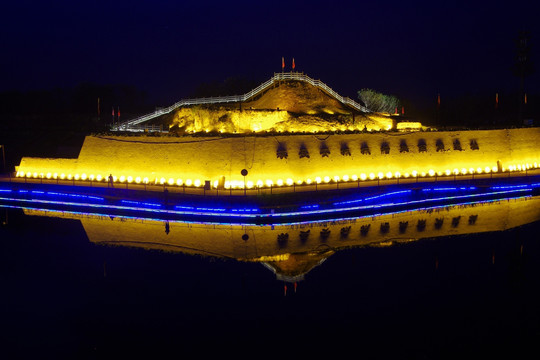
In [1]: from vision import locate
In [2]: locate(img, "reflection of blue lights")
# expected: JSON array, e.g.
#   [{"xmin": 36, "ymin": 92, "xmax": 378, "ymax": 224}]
[
  {"xmin": 175, "ymin": 205, "xmax": 194, "ymax": 210},
  {"xmin": 0, "ymin": 179, "xmax": 537, "ymax": 224},
  {"xmin": 121, "ymin": 200, "xmax": 161, "ymax": 207},
  {"xmin": 278, "ymin": 196, "xmax": 533, "ymax": 227},
  {"xmin": 1, "ymin": 195, "xmax": 533, "ymax": 228},
  {"xmin": 423, "ymin": 187, "xmax": 476, "ymax": 192},
  {"xmin": 491, "ymin": 184, "xmax": 530, "ymax": 190}
]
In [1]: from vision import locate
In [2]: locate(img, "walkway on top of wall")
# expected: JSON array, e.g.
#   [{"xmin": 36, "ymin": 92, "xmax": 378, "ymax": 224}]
[{"xmin": 112, "ymin": 72, "xmax": 369, "ymax": 132}]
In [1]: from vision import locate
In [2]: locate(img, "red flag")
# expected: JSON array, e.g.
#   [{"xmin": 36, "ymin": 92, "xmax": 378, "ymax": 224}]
[
  {"xmin": 118, "ymin": 107, "xmax": 120, "ymax": 118},
  {"xmin": 112, "ymin": 107, "xmax": 115, "ymax": 116},
  {"xmin": 292, "ymin": 58, "xmax": 295, "ymax": 70},
  {"xmin": 282, "ymin": 57, "xmax": 285, "ymax": 70}
]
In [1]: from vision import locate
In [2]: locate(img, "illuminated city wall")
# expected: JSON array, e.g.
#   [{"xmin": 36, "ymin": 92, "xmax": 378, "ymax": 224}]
[{"xmin": 16, "ymin": 128, "xmax": 540, "ymax": 189}]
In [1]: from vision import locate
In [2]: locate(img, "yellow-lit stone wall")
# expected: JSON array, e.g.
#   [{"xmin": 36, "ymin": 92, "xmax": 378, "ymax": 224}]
[{"xmin": 16, "ymin": 128, "xmax": 540, "ymax": 188}]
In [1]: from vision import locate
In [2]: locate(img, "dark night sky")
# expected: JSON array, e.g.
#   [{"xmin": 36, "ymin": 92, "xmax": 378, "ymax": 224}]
[{"xmin": 1, "ymin": 0, "xmax": 539, "ymax": 109}]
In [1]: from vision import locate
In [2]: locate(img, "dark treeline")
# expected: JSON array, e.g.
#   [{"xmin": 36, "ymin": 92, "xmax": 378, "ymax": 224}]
[
  {"xmin": 433, "ymin": 92, "xmax": 538, "ymax": 128},
  {"xmin": 0, "ymin": 83, "xmax": 152, "ymax": 132},
  {"xmin": 0, "ymin": 83, "xmax": 153, "ymax": 171}
]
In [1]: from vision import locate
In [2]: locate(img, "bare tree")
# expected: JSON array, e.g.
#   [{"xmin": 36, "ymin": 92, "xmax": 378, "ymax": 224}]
[{"xmin": 513, "ymin": 31, "xmax": 534, "ymax": 123}]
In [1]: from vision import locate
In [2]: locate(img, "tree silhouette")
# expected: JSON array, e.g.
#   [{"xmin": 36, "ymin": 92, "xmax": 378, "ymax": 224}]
[{"xmin": 513, "ymin": 31, "xmax": 534, "ymax": 123}]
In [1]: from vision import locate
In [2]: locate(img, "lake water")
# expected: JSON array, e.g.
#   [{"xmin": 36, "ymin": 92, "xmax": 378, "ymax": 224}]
[{"xmin": 1, "ymin": 201, "xmax": 540, "ymax": 359}]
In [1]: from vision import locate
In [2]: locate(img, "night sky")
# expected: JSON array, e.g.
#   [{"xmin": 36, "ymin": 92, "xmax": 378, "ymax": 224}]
[{"xmin": 2, "ymin": 0, "xmax": 539, "ymax": 109}]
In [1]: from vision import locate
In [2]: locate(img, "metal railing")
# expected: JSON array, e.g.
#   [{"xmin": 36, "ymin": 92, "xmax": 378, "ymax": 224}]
[{"xmin": 112, "ymin": 72, "xmax": 368, "ymax": 131}]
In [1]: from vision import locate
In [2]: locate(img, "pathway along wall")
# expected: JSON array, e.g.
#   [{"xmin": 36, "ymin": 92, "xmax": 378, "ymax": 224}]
[{"xmin": 16, "ymin": 128, "xmax": 540, "ymax": 189}]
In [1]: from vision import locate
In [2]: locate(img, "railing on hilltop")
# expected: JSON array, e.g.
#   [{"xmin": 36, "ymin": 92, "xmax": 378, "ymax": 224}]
[{"xmin": 112, "ymin": 72, "xmax": 368, "ymax": 131}]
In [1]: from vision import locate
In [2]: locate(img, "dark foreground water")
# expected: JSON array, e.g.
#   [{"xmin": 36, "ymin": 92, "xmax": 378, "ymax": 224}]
[{"xmin": 1, "ymin": 208, "xmax": 540, "ymax": 359}]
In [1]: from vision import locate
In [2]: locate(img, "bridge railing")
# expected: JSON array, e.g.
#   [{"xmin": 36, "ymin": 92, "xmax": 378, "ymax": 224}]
[{"xmin": 113, "ymin": 72, "xmax": 368, "ymax": 131}]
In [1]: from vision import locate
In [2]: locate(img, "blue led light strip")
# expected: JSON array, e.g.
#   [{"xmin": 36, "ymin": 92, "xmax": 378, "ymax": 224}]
[
  {"xmin": 0, "ymin": 187, "xmax": 532, "ymax": 221},
  {"xmin": 1, "ymin": 195, "xmax": 532, "ymax": 228}
]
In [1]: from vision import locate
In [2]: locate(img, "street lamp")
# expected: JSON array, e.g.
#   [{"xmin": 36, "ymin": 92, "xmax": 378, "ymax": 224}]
[{"xmin": 241, "ymin": 169, "xmax": 248, "ymax": 195}]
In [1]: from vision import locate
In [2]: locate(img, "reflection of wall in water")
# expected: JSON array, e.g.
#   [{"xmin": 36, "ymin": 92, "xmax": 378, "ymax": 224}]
[
  {"xmin": 24, "ymin": 196, "xmax": 540, "ymax": 260},
  {"xmin": 22, "ymin": 196, "xmax": 540, "ymax": 282}
]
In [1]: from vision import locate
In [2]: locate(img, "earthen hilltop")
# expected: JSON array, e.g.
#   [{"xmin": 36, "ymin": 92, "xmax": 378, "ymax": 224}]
[{"xmin": 14, "ymin": 72, "xmax": 540, "ymax": 194}]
